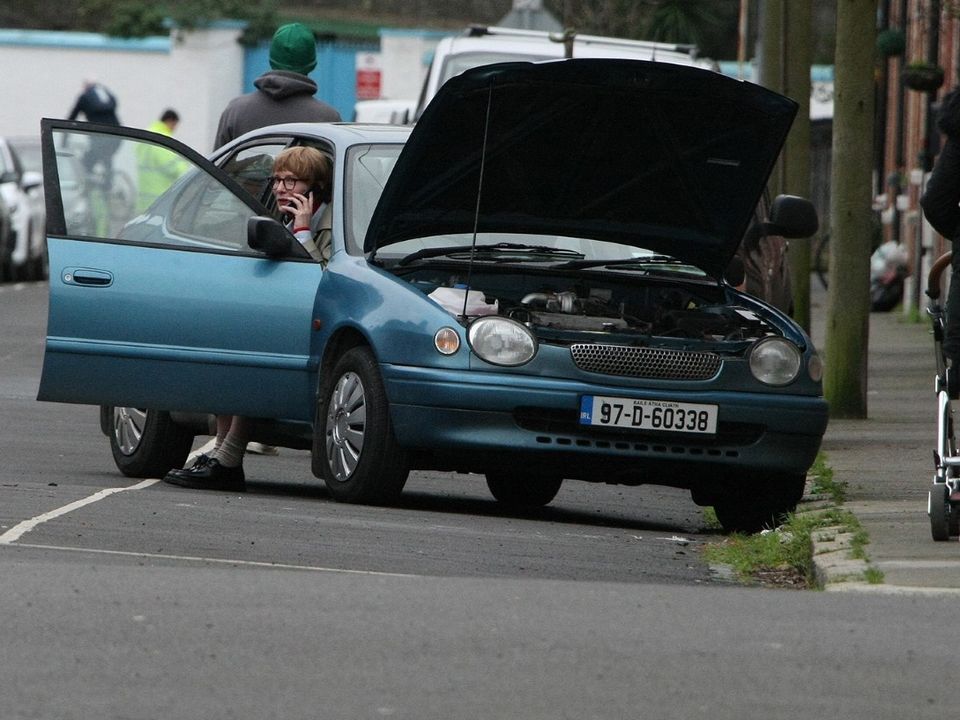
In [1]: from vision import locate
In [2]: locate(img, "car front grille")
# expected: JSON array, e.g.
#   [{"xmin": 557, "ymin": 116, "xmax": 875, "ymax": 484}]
[{"xmin": 569, "ymin": 343, "xmax": 722, "ymax": 380}]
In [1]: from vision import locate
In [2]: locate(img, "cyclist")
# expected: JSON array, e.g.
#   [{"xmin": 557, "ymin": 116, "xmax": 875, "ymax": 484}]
[{"xmin": 67, "ymin": 80, "xmax": 121, "ymax": 189}]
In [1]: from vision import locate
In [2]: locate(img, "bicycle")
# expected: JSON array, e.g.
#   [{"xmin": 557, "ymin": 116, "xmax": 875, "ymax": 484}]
[{"xmin": 87, "ymin": 165, "xmax": 136, "ymax": 236}]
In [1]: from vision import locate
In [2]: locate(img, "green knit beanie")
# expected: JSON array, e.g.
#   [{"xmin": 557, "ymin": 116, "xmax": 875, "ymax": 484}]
[{"xmin": 269, "ymin": 23, "xmax": 317, "ymax": 75}]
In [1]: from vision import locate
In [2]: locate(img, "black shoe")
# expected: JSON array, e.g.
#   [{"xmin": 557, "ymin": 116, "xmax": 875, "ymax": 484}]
[
  {"xmin": 163, "ymin": 458, "xmax": 245, "ymax": 491},
  {"xmin": 165, "ymin": 453, "xmax": 212, "ymax": 481}
]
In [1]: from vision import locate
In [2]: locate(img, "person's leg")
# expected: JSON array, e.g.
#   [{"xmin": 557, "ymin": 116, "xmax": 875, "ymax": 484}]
[
  {"xmin": 215, "ymin": 414, "xmax": 231, "ymax": 449},
  {"xmin": 162, "ymin": 415, "xmax": 247, "ymax": 490},
  {"xmin": 213, "ymin": 416, "xmax": 251, "ymax": 469}
]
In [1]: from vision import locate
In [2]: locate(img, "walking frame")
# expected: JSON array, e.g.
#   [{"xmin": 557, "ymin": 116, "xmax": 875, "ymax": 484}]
[{"xmin": 926, "ymin": 250, "xmax": 960, "ymax": 540}]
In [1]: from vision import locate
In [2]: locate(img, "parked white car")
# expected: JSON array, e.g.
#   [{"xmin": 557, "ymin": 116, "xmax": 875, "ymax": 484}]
[{"xmin": 0, "ymin": 137, "xmax": 46, "ymax": 280}]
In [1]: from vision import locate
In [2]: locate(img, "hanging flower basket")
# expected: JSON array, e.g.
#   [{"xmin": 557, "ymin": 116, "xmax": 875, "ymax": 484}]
[
  {"xmin": 877, "ymin": 28, "xmax": 906, "ymax": 57},
  {"xmin": 902, "ymin": 62, "xmax": 945, "ymax": 92}
]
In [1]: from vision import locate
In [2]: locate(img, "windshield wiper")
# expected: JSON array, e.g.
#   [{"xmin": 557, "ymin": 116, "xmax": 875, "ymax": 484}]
[
  {"xmin": 398, "ymin": 242, "xmax": 585, "ymax": 266},
  {"xmin": 557, "ymin": 255, "xmax": 684, "ymax": 270}
]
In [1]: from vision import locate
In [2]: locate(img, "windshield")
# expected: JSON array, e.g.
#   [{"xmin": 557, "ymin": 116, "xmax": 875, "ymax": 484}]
[{"xmin": 345, "ymin": 143, "xmax": 403, "ymax": 254}]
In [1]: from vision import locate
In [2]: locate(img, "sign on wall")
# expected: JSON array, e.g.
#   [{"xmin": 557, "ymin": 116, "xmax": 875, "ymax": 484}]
[{"xmin": 356, "ymin": 52, "xmax": 382, "ymax": 100}]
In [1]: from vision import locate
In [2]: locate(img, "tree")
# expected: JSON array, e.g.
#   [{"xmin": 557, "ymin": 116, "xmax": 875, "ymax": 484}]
[
  {"xmin": 72, "ymin": 0, "xmax": 278, "ymax": 43},
  {"xmin": 645, "ymin": 0, "xmax": 722, "ymax": 48},
  {"xmin": 823, "ymin": 0, "xmax": 876, "ymax": 417},
  {"xmin": 784, "ymin": 1, "xmax": 814, "ymax": 331}
]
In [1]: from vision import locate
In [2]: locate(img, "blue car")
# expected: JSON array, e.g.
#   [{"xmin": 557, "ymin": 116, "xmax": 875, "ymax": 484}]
[{"xmin": 39, "ymin": 59, "xmax": 827, "ymax": 533}]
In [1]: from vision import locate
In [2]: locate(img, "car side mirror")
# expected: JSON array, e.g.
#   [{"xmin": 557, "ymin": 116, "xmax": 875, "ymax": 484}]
[
  {"xmin": 724, "ymin": 254, "xmax": 745, "ymax": 287},
  {"xmin": 247, "ymin": 216, "xmax": 310, "ymax": 259},
  {"xmin": 765, "ymin": 195, "xmax": 819, "ymax": 239}
]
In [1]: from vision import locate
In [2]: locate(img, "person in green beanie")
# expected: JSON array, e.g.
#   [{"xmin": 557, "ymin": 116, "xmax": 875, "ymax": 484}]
[{"xmin": 213, "ymin": 22, "xmax": 341, "ymax": 150}]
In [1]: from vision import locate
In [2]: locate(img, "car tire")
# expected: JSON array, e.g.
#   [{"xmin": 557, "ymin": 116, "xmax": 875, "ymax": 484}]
[
  {"xmin": 485, "ymin": 470, "xmax": 563, "ymax": 508},
  {"xmin": 105, "ymin": 405, "xmax": 195, "ymax": 478},
  {"xmin": 314, "ymin": 347, "xmax": 409, "ymax": 504},
  {"xmin": 712, "ymin": 471, "xmax": 806, "ymax": 534}
]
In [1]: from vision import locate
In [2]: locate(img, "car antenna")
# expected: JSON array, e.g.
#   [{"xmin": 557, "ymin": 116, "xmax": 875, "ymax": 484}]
[{"xmin": 462, "ymin": 82, "xmax": 494, "ymax": 318}]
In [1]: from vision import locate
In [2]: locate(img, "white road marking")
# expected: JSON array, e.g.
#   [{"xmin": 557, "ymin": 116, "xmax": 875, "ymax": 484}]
[
  {"xmin": 7, "ymin": 542, "xmax": 419, "ymax": 577},
  {"xmin": 0, "ymin": 478, "xmax": 160, "ymax": 544},
  {"xmin": 191, "ymin": 437, "xmax": 216, "ymax": 459}
]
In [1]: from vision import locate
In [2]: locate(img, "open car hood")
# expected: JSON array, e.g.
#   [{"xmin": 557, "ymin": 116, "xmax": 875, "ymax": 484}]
[{"xmin": 364, "ymin": 59, "xmax": 797, "ymax": 278}]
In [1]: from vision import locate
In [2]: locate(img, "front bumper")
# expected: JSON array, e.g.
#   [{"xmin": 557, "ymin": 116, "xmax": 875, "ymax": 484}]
[{"xmin": 382, "ymin": 363, "xmax": 828, "ymax": 479}]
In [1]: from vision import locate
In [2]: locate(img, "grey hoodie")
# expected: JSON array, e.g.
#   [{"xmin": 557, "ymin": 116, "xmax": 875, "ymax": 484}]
[{"xmin": 214, "ymin": 70, "xmax": 341, "ymax": 150}]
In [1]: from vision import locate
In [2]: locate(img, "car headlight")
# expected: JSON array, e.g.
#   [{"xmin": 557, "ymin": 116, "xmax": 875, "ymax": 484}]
[
  {"xmin": 467, "ymin": 316, "xmax": 537, "ymax": 366},
  {"xmin": 748, "ymin": 336, "xmax": 802, "ymax": 386}
]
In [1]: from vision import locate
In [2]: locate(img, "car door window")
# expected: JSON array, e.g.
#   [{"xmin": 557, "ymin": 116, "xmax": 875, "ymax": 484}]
[
  {"xmin": 48, "ymin": 125, "xmax": 270, "ymax": 252},
  {"xmin": 217, "ymin": 143, "xmax": 288, "ymax": 206},
  {"xmin": 215, "ymin": 139, "xmax": 335, "ymax": 219}
]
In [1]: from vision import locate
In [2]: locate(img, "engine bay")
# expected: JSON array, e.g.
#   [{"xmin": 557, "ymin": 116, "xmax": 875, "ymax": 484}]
[{"xmin": 399, "ymin": 265, "xmax": 779, "ymax": 346}]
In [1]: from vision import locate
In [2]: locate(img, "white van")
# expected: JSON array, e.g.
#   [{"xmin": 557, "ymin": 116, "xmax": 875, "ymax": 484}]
[
  {"xmin": 355, "ymin": 25, "xmax": 717, "ymax": 124},
  {"xmin": 416, "ymin": 25, "xmax": 718, "ymax": 119}
]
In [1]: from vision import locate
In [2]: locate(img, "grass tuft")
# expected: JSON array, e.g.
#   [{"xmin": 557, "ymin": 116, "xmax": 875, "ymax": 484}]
[{"xmin": 702, "ymin": 453, "xmax": 875, "ymax": 589}]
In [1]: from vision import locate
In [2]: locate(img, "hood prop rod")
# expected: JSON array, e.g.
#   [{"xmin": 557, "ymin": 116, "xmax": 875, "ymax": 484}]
[{"xmin": 461, "ymin": 83, "xmax": 494, "ymax": 319}]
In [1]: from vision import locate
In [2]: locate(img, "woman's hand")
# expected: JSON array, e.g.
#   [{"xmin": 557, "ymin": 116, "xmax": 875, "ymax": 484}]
[{"xmin": 282, "ymin": 191, "xmax": 313, "ymax": 228}]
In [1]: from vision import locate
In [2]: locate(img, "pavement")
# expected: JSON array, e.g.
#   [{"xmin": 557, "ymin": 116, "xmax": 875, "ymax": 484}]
[{"xmin": 805, "ymin": 281, "xmax": 960, "ymax": 594}]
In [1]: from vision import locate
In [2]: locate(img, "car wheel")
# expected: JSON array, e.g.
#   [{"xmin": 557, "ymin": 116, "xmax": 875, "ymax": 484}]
[
  {"xmin": 929, "ymin": 483, "xmax": 953, "ymax": 541},
  {"xmin": 105, "ymin": 406, "xmax": 194, "ymax": 478},
  {"xmin": 314, "ymin": 347, "xmax": 409, "ymax": 504},
  {"xmin": 485, "ymin": 470, "xmax": 563, "ymax": 508},
  {"xmin": 712, "ymin": 471, "xmax": 806, "ymax": 534}
]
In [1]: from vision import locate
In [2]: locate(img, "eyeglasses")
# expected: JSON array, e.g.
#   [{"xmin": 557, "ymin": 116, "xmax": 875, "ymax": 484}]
[{"xmin": 268, "ymin": 175, "xmax": 305, "ymax": 190}]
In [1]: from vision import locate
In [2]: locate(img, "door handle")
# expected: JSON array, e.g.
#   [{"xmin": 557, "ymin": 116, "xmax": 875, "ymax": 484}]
[{"xmin": 63, "ymin": 268, "xmax": 114, "ymax": 287}]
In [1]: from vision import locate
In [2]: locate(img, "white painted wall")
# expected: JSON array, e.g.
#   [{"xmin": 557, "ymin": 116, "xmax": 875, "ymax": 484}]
[{"xmin": 0, "ymin": 25, "xmax": 245, "ymax": 154}]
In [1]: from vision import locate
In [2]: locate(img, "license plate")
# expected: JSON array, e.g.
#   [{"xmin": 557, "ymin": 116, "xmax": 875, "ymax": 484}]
[{"xmin": 579, "ymin": 395, "xmax": 718, "ymax": 435}]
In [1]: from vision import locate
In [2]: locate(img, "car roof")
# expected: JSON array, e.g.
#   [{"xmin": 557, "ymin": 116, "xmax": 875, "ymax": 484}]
[{"xmin": 221, "ymin": 122, "xmax": 413, "ymax": 153}]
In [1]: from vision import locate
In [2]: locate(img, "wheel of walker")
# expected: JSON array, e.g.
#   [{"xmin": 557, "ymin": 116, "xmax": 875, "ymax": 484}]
[{"xmin": 929, "ymin": 483, "xmax": 952, "ymax": 541}]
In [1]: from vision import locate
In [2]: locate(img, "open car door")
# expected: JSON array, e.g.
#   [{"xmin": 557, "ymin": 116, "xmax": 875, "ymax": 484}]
[{"xmin": 38, "ymin": 119, "xmax": 323, "ymax": 422}]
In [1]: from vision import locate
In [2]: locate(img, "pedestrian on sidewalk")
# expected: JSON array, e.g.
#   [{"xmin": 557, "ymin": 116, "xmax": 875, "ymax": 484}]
[{"xmin": 920, "ymin": 85, "xmax": 960, "ymax": 392}]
